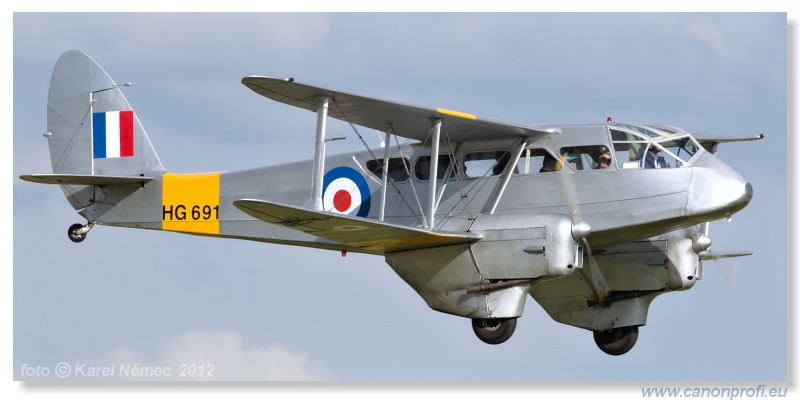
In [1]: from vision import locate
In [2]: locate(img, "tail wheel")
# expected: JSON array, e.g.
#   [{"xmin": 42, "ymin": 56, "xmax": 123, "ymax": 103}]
[
  {"xmin": 471, "ymin": 317, "xmax": 517, "ymax": 345},
  {"xmin": 593, "ymin": 326, "xmax": 639, "ymax": 356},
  {"xmin": 68, "ymin": 223, "xmax": 87, "ymax": 243}
]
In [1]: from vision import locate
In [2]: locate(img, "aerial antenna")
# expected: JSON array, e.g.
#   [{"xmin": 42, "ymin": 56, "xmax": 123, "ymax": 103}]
[
  {"xmin": 92, "ymin": 82, "xmax": 132, "ymax": 94},
  {"xmin": 375, "ymin": 130, "xmax": 385, "ymax": 147}
]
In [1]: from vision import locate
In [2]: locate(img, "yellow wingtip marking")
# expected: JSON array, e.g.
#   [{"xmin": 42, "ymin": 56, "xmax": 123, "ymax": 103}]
[{"xmin": 436, "ymin": 108, "xmax": 477, "ymax": 120}]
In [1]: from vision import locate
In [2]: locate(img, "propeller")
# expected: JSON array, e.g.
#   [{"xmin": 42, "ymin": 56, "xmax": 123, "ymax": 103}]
[
  {"xmin": 700, "ymin": 252, "xmax": 745, "ymax": 288},
  {"xmin": 696, "ymin": 222, "xmax": 745, "ymax": 287},
  {"xmin": 560, "ymin": 169, "xmax": 609, "ymax": 304},
  {"xmin": 694, "ymin": 225, "xmax": 711, "ymax": 280}
]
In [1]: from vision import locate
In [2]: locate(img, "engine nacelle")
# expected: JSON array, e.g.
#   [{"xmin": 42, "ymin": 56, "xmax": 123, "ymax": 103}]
[
  {"xmin": 384, "ymin": 213, "xmax": 582, "ymax": 319},
  {"xmin": 530, "ymin": 226, "xmax": 711, "ymax": 332},
  {"xmin": 666, "ymin": 227, "xmax": 710, "ymax": 290},
  {"xmin": 469, "ymin": 213, "xmax": 582, "ymax": 280}
]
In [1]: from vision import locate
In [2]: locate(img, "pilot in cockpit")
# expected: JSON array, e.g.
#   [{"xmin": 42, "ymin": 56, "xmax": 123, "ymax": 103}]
[{"xmin": 642, "ymin": 144, "xmax": 667, "ymax": 169}]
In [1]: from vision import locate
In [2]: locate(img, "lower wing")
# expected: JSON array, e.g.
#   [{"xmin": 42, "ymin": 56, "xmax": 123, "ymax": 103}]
[{"xmin": 233, "ymin": 199, "xmax": 481, "ymax": 254}]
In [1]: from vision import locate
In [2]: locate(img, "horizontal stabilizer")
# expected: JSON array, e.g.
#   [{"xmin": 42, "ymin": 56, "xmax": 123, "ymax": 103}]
[
  {"xmin": 19, "ymin": 174, "xmax": 153, "ymax": 186},
  {"xmin": 233, "ymin": 199, "xmax": 481, "ymax": 253},
  {"xmin": 699, "ymin": 251, "xmax": 753, "ymax": 261}
]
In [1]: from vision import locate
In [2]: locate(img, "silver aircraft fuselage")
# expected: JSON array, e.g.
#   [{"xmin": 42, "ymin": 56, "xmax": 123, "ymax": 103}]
[{"xmin": 77, "ymin": 124, "xmax": 751, "ymax": 253}]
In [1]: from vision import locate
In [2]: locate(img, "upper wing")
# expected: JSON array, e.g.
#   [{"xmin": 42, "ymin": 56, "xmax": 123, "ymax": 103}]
[
  {"xmin": 20, "ymin": 174, "xmax": 153, "ymax": 186},
  {"xmin": 233, "ymin": 199, "xmax": 481, "ymax": 253},
  {"xmin": 241, "ymin": 76, "xmax": 559, "ymax": 142}
]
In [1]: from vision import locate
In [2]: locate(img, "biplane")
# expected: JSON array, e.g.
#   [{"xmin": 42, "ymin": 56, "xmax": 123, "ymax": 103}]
[{"xmin": 21, "ymin": 50, "xmax": 760, "ymax": 355}]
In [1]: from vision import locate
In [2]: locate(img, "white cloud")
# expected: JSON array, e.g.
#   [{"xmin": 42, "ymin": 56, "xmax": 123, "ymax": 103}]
[
  {"xmin": 84, "ymin": 331, "xmax": 334, "ymax": 381},
  {"xmin": 682, "ymin": 18, "xmax": 742, "ymax": 62}
]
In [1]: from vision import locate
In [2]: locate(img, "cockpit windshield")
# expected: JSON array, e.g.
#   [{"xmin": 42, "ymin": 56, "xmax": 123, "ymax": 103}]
[
  {"xmin": 658, "ymin": 136, "xmax": 701, "ymax": 162},
  {"xmin": 609, "ymin": 124, "xmax": 702, "ymax": 169},
  {"xmin": 612, "ymin": 123, "xmax": 662, "ymax": 139}
]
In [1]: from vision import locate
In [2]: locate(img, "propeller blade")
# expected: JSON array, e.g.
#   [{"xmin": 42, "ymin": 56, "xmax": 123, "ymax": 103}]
[
  {"xmin": 559, "ymin": 171, "xmax": 582, "ymax": 224},
  {"xmin": 583, "ymin": 238, "xmax": 610, "ymax": 303},
  {"xmin": 558, "ymin": 170, "xmax": 610, "ymax": 303},
  {"xmin": 697, "ymin": 254, "xmax": 704, "ymax": 280}
]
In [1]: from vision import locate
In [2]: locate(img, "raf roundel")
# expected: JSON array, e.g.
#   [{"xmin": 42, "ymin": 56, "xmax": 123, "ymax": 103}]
[{"xmin": 322, "ymin": 166, "xmax": 371, "ymax": 218}]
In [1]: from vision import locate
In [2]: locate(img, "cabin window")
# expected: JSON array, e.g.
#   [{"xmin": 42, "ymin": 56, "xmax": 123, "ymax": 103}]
[
  {"xmin": 366, "ymin": 157, "xmax": 410, "ymax": 182},
  {"xmin": 414, "ymin": 155, "xmax": 458, "ymax": 181},
  {"xmin": 515, "ymin": 148, "xmax": 563, "ymax": 174},
  {"xmin": 463, "ymin": 150, "xmax": 518, "ymax": 178},
  {"xmin": 610, "ymin": 130, "xmax": 650, "ymax": 169},
  {"xmin": 558, "ymin": 145, "xmax": 615, "ymax": 171}
]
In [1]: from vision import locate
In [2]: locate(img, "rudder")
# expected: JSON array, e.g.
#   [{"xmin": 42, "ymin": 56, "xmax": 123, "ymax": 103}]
[{"xmin": 46, "ymin": 50, "xmax": 165, "ymax": 176}]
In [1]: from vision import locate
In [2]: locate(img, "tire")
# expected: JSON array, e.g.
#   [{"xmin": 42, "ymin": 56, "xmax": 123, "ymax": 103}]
[
  {"xmin": 472, "ymin": 317, "xmax": 517, "ymax": 345},
  {"xmin": 593, "ymin": 326, "xmax": 639, "ymax": 356},
  {"xmin": 68, "ymin": 223, "xmax": 87, "ymax": 243}
]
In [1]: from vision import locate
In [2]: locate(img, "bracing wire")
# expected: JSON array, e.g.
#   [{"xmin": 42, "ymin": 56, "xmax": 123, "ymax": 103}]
[{"xmin": 331, "ymin": 98, "xmax": 428, "ymax": 227}]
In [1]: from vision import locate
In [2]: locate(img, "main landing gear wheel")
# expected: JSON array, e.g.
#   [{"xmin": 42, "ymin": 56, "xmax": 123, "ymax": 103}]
[
  {"xmin": 68, "ymin": 223, "xmax": 90, "ymax": 243},
  {"xmin": 472, "ymin": 317, "xmax": 517, "ymax": 345},
  {"xmin": 593, "ymin": 326, "xmax": 639, "ymax": 356}
]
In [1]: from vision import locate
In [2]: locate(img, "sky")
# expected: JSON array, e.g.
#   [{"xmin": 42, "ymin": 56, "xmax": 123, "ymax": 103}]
[{"xmin": 5, "ymin": 4, "xmax": 796, "ymax": 402}]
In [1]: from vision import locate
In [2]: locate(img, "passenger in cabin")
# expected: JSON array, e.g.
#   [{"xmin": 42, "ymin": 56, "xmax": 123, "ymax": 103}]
[
  {"xmin": 561, "ymin": 151, "xmax": 578, "ymax": 169},
  {"xmin": 493, "ymin": 153, "xmax": 519, "ymax": 175},
  {"xmin": 415, "ymin": 158, "xmax": 430, "ymax": 180},
  {"xmin": 595, "ymin": 146, "xmax": 612, "ymax": 170},
  {"xmin": 540, "ymin": 154, "xmax": 559, "ymax": 173}
]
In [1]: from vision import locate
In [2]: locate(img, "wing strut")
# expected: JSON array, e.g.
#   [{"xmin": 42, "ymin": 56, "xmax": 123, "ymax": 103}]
[
  {"xmin": 307, "ymin": 97, "xmax": 329, "ymax": 211},
  {"xmin": 486, "ymin": 138, "xmax": 527, "ymax": 214},
  {"xmin": 378, "ymin": 127, "xmax": 392, "ymax": 221},
  {"xmin": 427, "ymin": 119, "xmax": 442, "ymax": 229},
  {"xmin": 330, "ymin": 98, "xmax": 428, "ymax": 228}
]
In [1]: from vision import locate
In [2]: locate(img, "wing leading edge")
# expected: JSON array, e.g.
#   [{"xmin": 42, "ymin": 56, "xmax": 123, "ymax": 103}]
[
  {"xmin": 241, "ymin": 76, "xmax": 560, "ymax": 143},
  {"xmin": 233, "ymin": 199, "xmax": 481, "ymax": 254}
]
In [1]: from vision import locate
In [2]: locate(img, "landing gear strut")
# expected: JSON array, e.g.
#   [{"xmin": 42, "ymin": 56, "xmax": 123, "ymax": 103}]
[
  {"xmin": 68, "ymin": 222, "xmax": 93, "ymax": 243},
  {"xmin": 471, "ymin": 317, "xmax": 517, "ymax": 345},
  {"xmin": 593, "ymin": 326, "xmax": 639, "ymax": 356}
]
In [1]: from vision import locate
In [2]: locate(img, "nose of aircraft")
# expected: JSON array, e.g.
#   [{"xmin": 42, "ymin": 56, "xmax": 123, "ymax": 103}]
[
  {"xmin": 744, "ymin": 181, "xmax": 754, "ymax": 202},
  {"xmin": 687, "ymin": 152, "xmax": 752, "ymax": 220}
]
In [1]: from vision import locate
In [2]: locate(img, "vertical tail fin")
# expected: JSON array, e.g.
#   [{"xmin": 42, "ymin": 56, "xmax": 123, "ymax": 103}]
[{"xmin": 47, "ymin": 50, "xmax": 165, "ymax": 176}]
